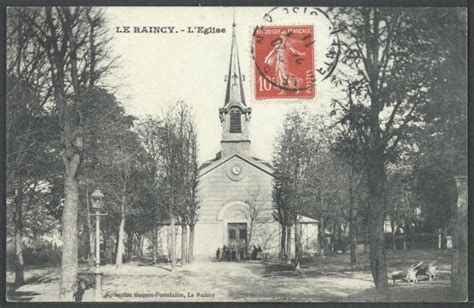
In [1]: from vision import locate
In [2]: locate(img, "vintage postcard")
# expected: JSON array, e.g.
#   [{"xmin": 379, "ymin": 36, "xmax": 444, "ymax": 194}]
[{"xmin": 5, "ymin": 6, "xmax": 468, "ymax": 303}]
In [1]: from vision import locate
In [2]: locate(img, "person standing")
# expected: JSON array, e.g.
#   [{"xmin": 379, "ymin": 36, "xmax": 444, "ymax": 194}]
[
  {"xmin": 225, "ymin": 247, "xmax": 231, "ymax": 261},
  {"xmin": 231, "ymin": 246, "xmax": 237, "ymax": 261},
  {"xmin": 251, "ymin": 246, "xmax": 258, "ymax": 260}
]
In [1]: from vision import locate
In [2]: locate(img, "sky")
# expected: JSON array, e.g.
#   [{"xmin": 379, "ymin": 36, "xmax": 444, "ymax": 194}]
[{"xmin": 105, "ymin": 7, "xmax": 340, "ymax": 163}]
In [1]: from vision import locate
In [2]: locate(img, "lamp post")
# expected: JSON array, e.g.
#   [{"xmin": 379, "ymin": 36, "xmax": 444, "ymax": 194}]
[{"xmin": 90, "ymin": 189, "xmax": 107, "ymax": 301}]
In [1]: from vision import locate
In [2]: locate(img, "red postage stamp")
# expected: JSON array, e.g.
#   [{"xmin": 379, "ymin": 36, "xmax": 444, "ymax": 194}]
[{"xmin": 253, "ymin": 25, "xmax": 315, "ymax": 100}]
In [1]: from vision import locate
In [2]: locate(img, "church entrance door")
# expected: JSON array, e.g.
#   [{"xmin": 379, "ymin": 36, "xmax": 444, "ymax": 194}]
[{"xmin": 227, "ymin": 223, "xmax": 247, "ymax": 260}]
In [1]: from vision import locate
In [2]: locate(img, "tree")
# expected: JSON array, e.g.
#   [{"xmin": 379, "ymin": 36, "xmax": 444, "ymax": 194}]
[
  {"xmin": 168, "ymin": 102, "xmax": 199, "ymax": 267},
  {"xmin": 184, "ymin": 127, "xmax": 199, "ymax": 263},
  {"xmin": 329, "ymin": 8, "xmax": 464, "ymax": 297},
  {"xmin": 6, "ymin": 8, "xmax": 62, "ymax": 284},
  {"xmin": 304, "ymin": 146, "xmax": 350, "ymax": 258},
  {"xmin": 106, "ymin": 128, "xmax": 143, "ymax": 267},
  {"xmin": 243, "ymin": 185, "xmax": 272, "ymax": 256},
  {"xmin": 74, "ymin": 88, "xmax": 137, "ymax": 267},
  {"xmin": 408, "ymin": 9, "xmax": 467, "ymax": 249},
  {"xmin": 137, "ymin": 101, "xmax": 199, "ymax": 270},
  {"xmin": 135, "ymin": 117, "xmax": 167, "ymax": 263},
  {"xmin": 22, "ymin": 7, "xmax": 114, "ymax": 299},
  {"xmin": 272, "ymin": 109, "xmax": 319, "ymax": 269},
  {"xmin": 413, "ymin": 168, "xmax": 457, "ymax": 247},
  {"xmin": 332, "ymin": 124, "xmax": 368, "ymax": 263},
  {"xmin": 385, "ymin": 165, "xmax": 414, "ymax": 250}
]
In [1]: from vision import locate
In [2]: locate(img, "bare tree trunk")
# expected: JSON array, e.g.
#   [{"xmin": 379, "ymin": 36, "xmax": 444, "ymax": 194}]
[
  {"xmin": 280, "ymin": 224, "xmax": 287, "ymax": 259},
  {"xmin": 180, "ymin": 223, "xmax": 187, "ymax": 265},
  {"xmin": 391, "ymin": 220, "xmax": 396, "ymax": 251},
  {"xmin": 294, "ymin": 220, "xmax": 301, "ymax": 270},
  {"xmin": 402, "ymin": 231, "xmax": 407, "ymax": 251},
  {"xmin": 349, "ymin": 221, "xmax": 357, "ymax": 265},
  {"xmin": 85, "ymin": 185, "xmax": 95, "ymax": 267},
  {"xmin": 152, "ymin": 226, "xmax": 158, "ymax": 264},
  {"xmin": 133, "ymin": 233, "xmax": 140, "ymax": 259},
  {"xmin": 114, "ymin": 234, "xmax": 119, "ymax": 262},
  {"xmin": 348, "ymin": 166, "xmax": 357, "ymax": 264},
  {"xmin": 364, "ymin": 226, "xmax": 368, "ymax": 253},
  {"xmin": 167, "ymin": 229, "xmax": 171, "ymax": 261},
  {"xmin": 103, "ymin": 229, "xmax": 108, "ymax": 264},
  {"xmin": 188, "ymin": 224, "xmax": 195, "ymax": 263},
  {"xmin": 138, "ymin": 234, "xmax": 144, "ymax": 258},
  {"xmin": 132, "ymin": 233, "xmax": 138, "ymax": 259},
  {"xmin": 14, "ymin": 227, "xmax": 25, "ymax": 285},
  {"xmin": 59, "ymin": 174, "xmax": 80, "ymax": 301},
  {"xmin": 247, "ymin": 222, "xmax": 254, "ymax": 260},
  {"xmin": 441, "ymin": 225, "xmax": 448, "ymax": 249},
  {"xmin": 115, "ymin": 202, "xmax": 125, "ymax": 267},
  {"xmin": 170, "ymin": 214, "xmax": 176, "ymax": 271},
  {"xmin": 14, "ymin": 187, "xmax": 24, "ymax": 284},
  {"xmin": 286, "ymin": 225, "xmax": 292, "ymax": 264},
  {"xmin": 367, "ymin": 154, "xmax": 389, "ymax": 300},
  {"xmin": 320, "ymin": 217, "xmax": 325, "ymax": 258},
  {"xmin": 336, "ymin": 225, "xmax": 344, "ymax": 252},
  {"xmin": 127, "ymin": 231, "xmax": 133, "ymax": 262}
]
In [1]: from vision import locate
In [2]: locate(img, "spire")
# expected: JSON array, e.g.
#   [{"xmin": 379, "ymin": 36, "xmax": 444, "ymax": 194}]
[{"xmin": 224, "ymin": 12, "xmax": 246, "ymax": 107}]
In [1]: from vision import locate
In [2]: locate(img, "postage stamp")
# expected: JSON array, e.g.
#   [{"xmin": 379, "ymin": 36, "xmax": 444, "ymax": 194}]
[{"xmin": 253, "ymin": 25, "xmax": 315, "ymax": 100}]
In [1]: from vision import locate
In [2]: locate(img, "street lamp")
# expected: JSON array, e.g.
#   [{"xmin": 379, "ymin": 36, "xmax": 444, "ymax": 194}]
[
  {"xmin": 91, "ymin": 189, "xmax": 104, "ymax": 210},
  {"xmin": 90, "ymin": 189, "xmax": 107, "ymax": 301}
]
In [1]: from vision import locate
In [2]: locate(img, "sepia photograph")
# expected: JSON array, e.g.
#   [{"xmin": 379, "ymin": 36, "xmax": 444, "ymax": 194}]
[{"xmin": 4, "ymin": 5, "xmax": 468, "ymax": 302}]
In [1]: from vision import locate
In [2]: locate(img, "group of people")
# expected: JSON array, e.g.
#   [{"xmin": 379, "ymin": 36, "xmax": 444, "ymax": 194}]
[
  {"xmin": 215, "ymin": 245, "xmax": 263, "ymax": 261},
  {"xmin": 250, "ymin": 245, "xmax": 263, "ymax": 260},
  {"xmin": 216, "ymin": 245, "xmax": 241, "ymax": 262}
]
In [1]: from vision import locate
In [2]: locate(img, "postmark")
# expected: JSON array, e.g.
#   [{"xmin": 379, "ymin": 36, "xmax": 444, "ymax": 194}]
[
  {"xmin": 251, "ymin": 7, "xmax": 340, "ymax": 101},
  {"xmin": 253, "ymin": 25, "xmax": 315, "ymax": 99}
]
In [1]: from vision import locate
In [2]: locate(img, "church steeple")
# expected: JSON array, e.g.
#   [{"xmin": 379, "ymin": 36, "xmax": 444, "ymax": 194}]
[
  {"xmin": 219, "ymin": 14, "xmax": 252, "ymax": 159},
  {"xmin": 224, "ymin": 16, "xmax": 246, "ymax": 108}
]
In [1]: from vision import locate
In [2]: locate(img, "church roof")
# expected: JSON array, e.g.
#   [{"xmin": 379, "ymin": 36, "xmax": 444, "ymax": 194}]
[
  {"xmin": 224, "ymin": 18, "xmax": 246, "ymax": 108},
  {"xmin": 198, "ymin": 153, "xmax": 274, "ymax": 178},
  {"xmin": 251, "ymin": 156, "xmax": 274, "ymax": 169},
  {"xmin": 198, "ymin": 151, "xmax": 221, "ymax": 171}
]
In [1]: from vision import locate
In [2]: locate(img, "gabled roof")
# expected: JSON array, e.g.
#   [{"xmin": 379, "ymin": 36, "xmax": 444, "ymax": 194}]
[
  {"xmin": 251, "ymin": 156, "xmax": 274, "ymax": 169},
  {"xmin": 198, "ymin": 151, "xmax": 221, "ymax": 171},
  {"xmin": 198, "ymin": 153, "xmax": 274, "ymax": 178},
  {"xmin": 297, "ymin": 215, "xmax": 319, "ymax": 224}
]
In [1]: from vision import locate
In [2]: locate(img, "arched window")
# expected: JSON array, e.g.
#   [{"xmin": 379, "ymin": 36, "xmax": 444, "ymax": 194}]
[{"xmin": 229, "ymin": 107, "xmax": 242, "ymax": 133}]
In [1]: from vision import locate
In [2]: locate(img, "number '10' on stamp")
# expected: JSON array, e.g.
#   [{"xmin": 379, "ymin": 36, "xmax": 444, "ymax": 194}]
[{"xmin": 253, "ymin": 25, "xmax": 315, "ymax": 100}]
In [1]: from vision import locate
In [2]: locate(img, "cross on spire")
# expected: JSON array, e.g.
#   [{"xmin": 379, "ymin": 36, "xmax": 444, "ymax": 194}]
[{"xmin": 232, "ymin": 7, "xmax": 236, "ymax": 28}]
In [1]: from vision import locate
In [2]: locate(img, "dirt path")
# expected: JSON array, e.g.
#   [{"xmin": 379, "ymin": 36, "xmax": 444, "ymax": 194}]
[
  {"xmin": 99, "ymin": 261, "xmax": 375, "ymax": 302},
  {"xmin": 8, "ymin": 259, "xmax": 454, "ymax": 302}
]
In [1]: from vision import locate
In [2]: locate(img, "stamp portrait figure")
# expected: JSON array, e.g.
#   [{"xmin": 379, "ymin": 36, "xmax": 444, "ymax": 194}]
[{"xmin": 264, "ymin": 31, "xmax": 306, "ymax": 93}]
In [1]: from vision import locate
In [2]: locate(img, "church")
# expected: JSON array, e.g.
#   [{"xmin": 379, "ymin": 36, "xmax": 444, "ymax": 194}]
[
  {"xmin": 192, "ymin": 20, "xmax": 319, "ymax": 259},
  {"xmin": 155, "ymin": 20, "xmax": 319, "ymax": 260},
  {"xmin": 193, "ymin": 20, "xmax": 280, "ymax": 258}
]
